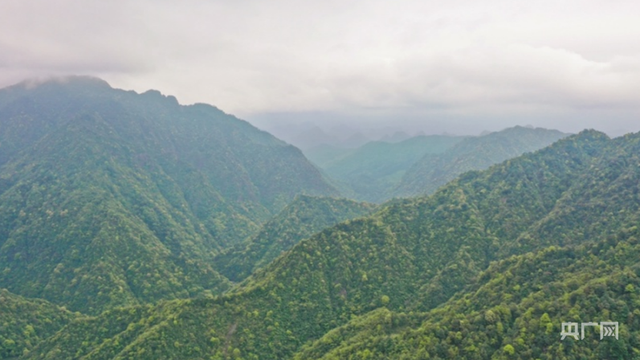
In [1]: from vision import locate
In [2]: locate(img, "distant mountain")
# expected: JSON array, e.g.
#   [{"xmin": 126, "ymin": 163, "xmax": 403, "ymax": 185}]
[
  {"xmin": 29, "ymin": 129, "xmax": 640, "ymax": 359},
  {"xmin": 0, "ymin": 76, "xmax": 337, "ymax": 314},
  {"xmin": 302, "ymin": 144, "xmax": 353, "ymax": 169},
  {"xmin": 287, "ymin": 126, "xmax": 336, "ymax": 150},
  {"xmin": 393, "ymin": 126, "xmax": 568, "ymax": 197},
  {"xmin": 306, "ymin": 135, "xmax": 464, "ymax": 202},
  {"xmin": 275, "ymin": 125, "xmax": 373, "ymax": 151},
  {"xmin": 213, "ymin": 195, "xmax": 376, "ymax": 282},
  {"xmin": 379, "ymin": 131, "xmax": 411, "ymax": 143}
]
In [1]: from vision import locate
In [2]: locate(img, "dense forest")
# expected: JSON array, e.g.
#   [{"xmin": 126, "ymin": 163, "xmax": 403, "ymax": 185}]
[
  {"xmin": 393, "ymin": 126, "xmax": 568, "ymax": 198},
  {"xmin": 0, "ymin": 77, "xmax": 337, "ymax": 315},
  {"xmin": 0, "ymin": 289, "xmax": 82, "ymax": 358},
  {"xmin": 2, "ymin": 78, "xmax": 639, "ymax": 359},
  {"xmin": 306, "ymin": 126, "xmax": 567, "ymax": 203},
  {"xmin": 12, "ymin": 128, "xmax": 640, "ymax": 359},
  {"xmin": 214, "ymin": 195, "xmax": 376, "ymax": 282},
  {"xmin": 304, "ymin": 135, "xmax": 463, "ymax": 202},
  {"xmin": 295, "ymin": 228, "xmax": 640, "ymax": 359}
]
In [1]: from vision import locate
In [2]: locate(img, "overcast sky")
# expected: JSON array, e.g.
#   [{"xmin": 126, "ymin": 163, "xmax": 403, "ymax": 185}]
[{"xmin": 2, "ymin": 0, "xmax": 640, "ymax": 137}]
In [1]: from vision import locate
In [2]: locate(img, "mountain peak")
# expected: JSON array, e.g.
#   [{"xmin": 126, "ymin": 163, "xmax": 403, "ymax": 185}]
[
  {"xmin": 15, "ymin": 75, "xmax": 111, "ymax": 90},
  {"xmin": 575, "ymin": 128, "xmax": 609, "ymax": 138},
  {"xmin": 0, "ymin": 76, "xmax": 338, "ymax": 314}
]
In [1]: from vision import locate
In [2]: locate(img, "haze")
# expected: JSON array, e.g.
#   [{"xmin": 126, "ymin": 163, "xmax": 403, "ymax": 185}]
[{"xmin": 2, "ymin": 0, "xmax": 639, "ymax": 142}]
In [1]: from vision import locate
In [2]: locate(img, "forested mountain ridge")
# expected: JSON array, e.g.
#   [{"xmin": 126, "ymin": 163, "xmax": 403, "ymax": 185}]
[
  {"xmin": 213, "ymin": 195, "xmax": 377, "ymax": 282},
  {"xmin": 292, "ymin": 230, "xmax": 640, "ymax": 359},
  {"xmin": 0, "ymin": 289, "xmax": 82, "ymax": 358},
  {"xmin": 0, "ymin": 76, "xmax": 336, "ymax": 213},
  {"xmin": 25, "ymin": 129, "xmax": 640, "ymax": 359},
  {"xmin": 305, "ymin": 135, "xmax": 463, "ymax": 202},
  {"xmin": 295, "ymin": 130, "xmax": 640, "ymax": 359},
  {"xmin": 294, "ymin": 224, "xmax": 640, "ymax": 359},
  {"xmin": 0, "ymin": 76, "xmax": 337, "ymax": 314},
  {"xmin": 394, "ymin": 126, "xmax": 568, "ymax": 197}
]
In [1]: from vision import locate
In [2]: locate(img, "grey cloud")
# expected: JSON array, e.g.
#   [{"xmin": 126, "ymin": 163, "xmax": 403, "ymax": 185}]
[
  {"xmin": 1, "ymin": 0, "xmax": 640, "ymax": 135},
  {"xmin": 0, "ymin": 1, "xmax": 153, "ymax": 78}
]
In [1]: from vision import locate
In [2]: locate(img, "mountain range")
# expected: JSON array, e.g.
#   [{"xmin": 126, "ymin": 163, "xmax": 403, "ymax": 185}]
[
  {"xmin": 393, "ymin": 126, "xmax": 568, "ymax": 197},
  {"xmin": 307, "ymin": 126, "xmax": 567, "ymax": 203},
  {"xmin": 2, "ymin": 77, "xmax": 639, "ymax": 359},
  {"xmin": 18, "ymin": 128, "xmax": 640, "ymax": 359},
  {"xmin": 0, "ymin": 76, "xmax": 337, "ymax": 314},
  {"xmin": 305, "ymin": 135, "xmax": 463, "ymax": 202}
]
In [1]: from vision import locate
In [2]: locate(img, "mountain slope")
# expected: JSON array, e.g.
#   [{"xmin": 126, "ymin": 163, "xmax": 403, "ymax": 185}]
[
  {"xmin": 296, "ymin": 130, "xmax": 640, "ymax": 359},
  {"xmin": 306, "ymin": 135, "xmax": 463, "ymax": 202},
  {"xmin": 213, "ymin": 195, "xmax": 377, "ymax": 282},
  {"xmin": 394, "ymin": 126, "xmax": 568, "ymax": 197},
  {"xmin": 25, "ymin": 130, "xmax": 638, "ymax": 359},
  {"xmin": 0, "ymin": 289, "xmax": 82, "ymax": 359},
  {"xmin": 0, "ymin": 76, "xmax": 337, "ymax": 314},
  {"xmin": 294, "ymin": 228, "xmax": 640, "ymax": 359}
]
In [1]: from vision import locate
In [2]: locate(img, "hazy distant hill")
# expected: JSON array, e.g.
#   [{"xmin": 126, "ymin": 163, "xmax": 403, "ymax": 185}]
[
  {"xmin": 303, "ymin": 143, "xmax": 354, "ymax": 169},
  {"xmin": 305, "ymin": 135, "xmax": 464, "ymax": 202},
  {"xmin": 0, "ymin": 76, "xmax": 337, "ymax": 314},
  {"xmin": 393, "ymin": 126, "xmax": 568, "ymax": 197},
  {"xmin": 213, "ymin": 195, "xmax": 377, "ymax": 282},
  {"xmin": 379, "ymin": 131, "xmax": 412, "ymax": 143},
  {"xmin": 28, "ymin": 129, "xmax": 640, "ymax": 359},
  {"xmin": 269, "ymin": 124, "xmax": 373, "ymax": 151}
]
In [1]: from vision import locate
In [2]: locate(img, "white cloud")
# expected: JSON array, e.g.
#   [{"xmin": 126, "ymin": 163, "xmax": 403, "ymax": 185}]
[{"xmin": 1, "ymin": 0, "xmax": 640, "ymax": 133}]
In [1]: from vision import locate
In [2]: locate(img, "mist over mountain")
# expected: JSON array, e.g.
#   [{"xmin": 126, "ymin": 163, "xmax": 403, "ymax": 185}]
[
  {"xmin": 393, "ymin": 126, "xmax": 569, "ymax": 198},
  {"xmin": 255, "ymin": 118, "xmax": 440, "ymax": 152},
  {"xmin": 2, "ymin": 0, "xmax": 640, "ymax": 357},
  {"xmin": 306, "ymin": 135, "xmax": 464, "ymax": 202},
  {"xmin": 2, "ymin": 75, "xmax": 640, "ymax": 359},
  {"xmin": 305, "ymin": 126, "xmax": 566, "ymax": 203}
]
